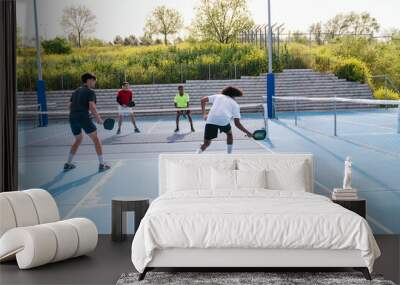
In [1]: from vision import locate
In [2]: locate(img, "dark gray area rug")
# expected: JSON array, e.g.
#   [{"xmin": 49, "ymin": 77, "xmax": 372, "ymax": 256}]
[{"xmin": 116, "ymin": 272, "xmax": 396, "ymax": 285}]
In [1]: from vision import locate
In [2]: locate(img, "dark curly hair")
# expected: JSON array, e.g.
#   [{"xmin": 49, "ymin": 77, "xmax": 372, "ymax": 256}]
[{"xmin": 221, "ymin": 86, "xmax": 243, "ymax": 98}]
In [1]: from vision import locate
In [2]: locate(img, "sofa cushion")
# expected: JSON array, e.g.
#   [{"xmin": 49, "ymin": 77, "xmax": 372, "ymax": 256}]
[
  {"xmin": 0, "ymin": 218, "xmax": 98, "ymax": 269},
  {"xmin": 24, "ymin": 189, "xmax": 60, "ymax": 223},
  {"xmin": 0, "ymin": 226, "xmax": 57, "ymax": 269},
  {"xmin": 0, "ymin": 196, "xmax": 17, "ymax": 237},
  {"xmin": 42, "ymin": 221, "xmax": 79, "ymax": 262},
  {"xmin": 1, "ymin": 192, "xmax": 39, "ymax": 227}
]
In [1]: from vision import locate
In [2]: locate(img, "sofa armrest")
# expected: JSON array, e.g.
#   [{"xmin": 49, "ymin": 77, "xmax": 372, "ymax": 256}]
[
  {"xmin": 0, "ymin": 218, "xmax": 97, "ymax": 269},
  {"xmin": 0, "ymin": 225, "xmax": 57, "ymax": 269}
]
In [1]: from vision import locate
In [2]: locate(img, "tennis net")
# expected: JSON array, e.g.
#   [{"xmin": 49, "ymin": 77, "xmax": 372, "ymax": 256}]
[
  {"xmin": 272, "ymin": 96, "xmax": 400, "ymax": 137},
  {"xmin": 17, "ymin": 103, "xmax": 267, "ymax": 147}
]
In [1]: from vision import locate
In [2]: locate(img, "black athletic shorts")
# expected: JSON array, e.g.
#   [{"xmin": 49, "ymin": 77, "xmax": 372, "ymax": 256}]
[
  {"xmin": 69, "ymin": 114, "xmax": 97, "ymax": 136},
  {"xmin": 204, "ymin": 123, "xmax": 231, "ymax": 140},
  {"xmin": 176, "ymin": 109, "xmax": 191, "ymax": 115}
]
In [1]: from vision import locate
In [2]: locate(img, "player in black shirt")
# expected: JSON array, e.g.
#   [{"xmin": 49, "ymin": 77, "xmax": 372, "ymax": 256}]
[{"xmin": 64, "ymin": 73, "xmax": 110, "ymax": 171}]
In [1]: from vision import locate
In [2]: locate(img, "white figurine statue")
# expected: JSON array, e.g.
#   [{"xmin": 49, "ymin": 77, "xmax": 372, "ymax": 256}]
[{"xmin": 342, "ymin": 156, "xmax": 352, "ymax": 190}]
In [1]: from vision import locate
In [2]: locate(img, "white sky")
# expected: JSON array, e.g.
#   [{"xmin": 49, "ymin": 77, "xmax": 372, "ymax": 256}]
[{"xmin": 17, "ymin": 0, "xmax": 400, "ymax": 43}]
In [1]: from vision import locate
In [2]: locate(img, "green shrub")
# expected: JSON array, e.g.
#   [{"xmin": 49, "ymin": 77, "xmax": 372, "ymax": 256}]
[
  {"xmin": 332, "ymin": 57, "xmax": 372, "ymax": 86},
  {"xmin": 16, "ymin": 39, "xmax": 400, "ymax": 91},
  {"xmin": 17, "ymin": 43, "xmax": 271, "ymax": 90},
  {"xmin": 311, "ymin": 51, "xmax": 338, "ymax": 73},
  {"xmin": 280, "ymin": 43, "xmax": 312, "ymax": 69},
  {"xmin": 373, "ymin": 87, "xmax": 400, "ymax": 100},
  {"xmin": 41, "ymin": 37, "xmax": 71, "ymax": 54}
]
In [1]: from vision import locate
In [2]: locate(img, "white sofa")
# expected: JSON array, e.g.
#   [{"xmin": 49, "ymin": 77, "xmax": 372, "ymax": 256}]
[{"xmin": 0, "ymin": 189, "xmax": 98, "ymax": 269}]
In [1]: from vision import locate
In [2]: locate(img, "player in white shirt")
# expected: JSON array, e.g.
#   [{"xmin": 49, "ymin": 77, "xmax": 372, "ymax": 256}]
[{"xmin": 197, "ymin": 86, "xmax": 252, "ymax": 154}]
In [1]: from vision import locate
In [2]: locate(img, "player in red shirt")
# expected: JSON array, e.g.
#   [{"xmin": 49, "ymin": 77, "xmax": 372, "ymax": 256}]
[{"xmin": 116, "ymin": 82, "xmax": 140, "ymax": 134}]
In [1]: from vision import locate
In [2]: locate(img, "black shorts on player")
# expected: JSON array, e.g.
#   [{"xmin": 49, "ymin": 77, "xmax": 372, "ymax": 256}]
[
  {"xmin": 176, "ymin": 109, "xmax": 191, "ymax": 115},
  {"xmin": 204, "ymin": 123, "xmax": 231, "ymax": 140},
  {"xmin": 69, "ymin": 115, "xmax": 97, "ymax": 136}
]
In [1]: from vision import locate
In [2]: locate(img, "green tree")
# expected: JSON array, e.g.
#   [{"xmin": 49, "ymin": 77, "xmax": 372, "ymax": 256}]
[
  {"xmin": 386, "ymin": 28, "xmax": 400, "ymax": 40},
  {"xmin": 139, "ymin": 33, "xmax": 153, "ymax": 46},
  {"xmin": 41, "ymin": 37, "xmax": 72, "ymax": 54},
  {"xmin": 174, "ymin": 37, "xmax": 184, "ymax": 44},
  {"xmin": 82, "ymin": 38, "xmax": 107, "ymax": 47},
  {"xmin": 309, "ymin": 22, "xmax": 323, "ymax": 45},
  {"xmin": 124, "ymin": 35, "xmax": 139, "ymax": 46},
  {"xmin": 323, "ymin": 12, "xmax": 379, "ymax": 40},
  {"xmin": 113, "ymin": 35, "xmax": 124, "ymax": 45},
  {"xmin": 144, "ymin": 6, "xmax": 183, "ymax": 45},
  {"xmin": 192, "ymin": 0, "xmax": 254, "ymax": 43},
  {"xmin": 61, "ymin": 5, "xmax": 96, "ymax": 48},
  {"xmin": 67, "ymin": 32, "xmax": 78, "ymax": 47},
  {"xmin": 291, "ymin": 31, "xmax": 308, "ymax": 44}
]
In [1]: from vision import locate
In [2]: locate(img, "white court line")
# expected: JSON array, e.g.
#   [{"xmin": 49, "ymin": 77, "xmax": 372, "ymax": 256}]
[
  {"xmin": 340, "ymin": 132, "xmax": 395, "ymax": 136},
  {"xmin": 252, "ymin": 139, "xmax": 273, "ymax": 153},
  {"xmin": 366, "ymin": 216, "xmax": 394, "ymax": 234},
  {"xmin": 63, "ymin": 160, "xmax": 124, "ymax": 219},
  {"xmin": 315, "ymin": 176, "xmax": 393, "ymax": 234},
  {"xmin": 255, "ymin": 136, "xmax": 394, "ymax": 234},
  {"xmin": 20, "ymin": 157, "xmax": 156, "ymax": 165},
  {"xmin": 19, "ymin": 125, "xmax": 57, "ymax": 134},
  {"xmin": 146, "ymin": 119, "xmax": 162, "ymax": 134},
  {"xmin": 23, "ymin": 130, "xmax": 70, "ymax": 146},
  {"xmin": 282, "ymin": 119, "xmax": 400, "ymax": 158},
  {"xmin": 338, "ymin": 119, "xmax": 396, "ymax": 131},
  {"xmin": 338, "ymin": 136, "xmax": 400, "ymax": 158},
  {"xmin": 312, "ymin": 116, "xmax": 396, "ymax": 131},
  {"xmin": 314, "ymin": 180, "xmax": 331, "ymax": 194}
]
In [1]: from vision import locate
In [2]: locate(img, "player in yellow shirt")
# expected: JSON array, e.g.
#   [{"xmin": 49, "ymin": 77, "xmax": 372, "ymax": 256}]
[{"xmin": 174, "ymin": 85, "xmax": 195, "ymax": 132}]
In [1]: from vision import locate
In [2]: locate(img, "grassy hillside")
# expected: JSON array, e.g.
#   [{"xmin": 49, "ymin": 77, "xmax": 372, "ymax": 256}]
[
  {"xmin": 280, "ymin": 37, "xmax": 400, "ymax": 89},
  {"xmin": 17, "ymin": 42, "xmax": 267, "ymax": 90},
  {"xmin": 17, "ymin": 39, "xmax": 400, "ymax": 92}
]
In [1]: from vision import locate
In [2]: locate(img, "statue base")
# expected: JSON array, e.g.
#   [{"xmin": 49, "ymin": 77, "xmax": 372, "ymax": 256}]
[
  {"xmin": 334, "ymin": 188, "xmax": 358, "ymax": 192},
  {"xmin": 332, "ymin": 188, "xmax": 358, "ymax": 200}
]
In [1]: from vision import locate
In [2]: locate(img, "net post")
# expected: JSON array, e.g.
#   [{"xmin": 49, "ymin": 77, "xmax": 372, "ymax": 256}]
[
  {"xmin": 37, "ymin": 79, "xmax": 48, "ymax": 127},
  {"xmin": 294, "ymin": 97, "xmax": 298, "ymax": 126},
  {"xmin": 266, "ymin": 73, "xmax": 275, "ymax": 119},
  {"xmin": 397, "ymin": 104, "xmax": 400, "ymax": 134},
  {"xmin": 333, "ymin": 96, "xmax": 337, "ymax": 136},
  {"xmin": 263, "ymin": 103, "xmax": 269, "ymax": 139},
  {"xmin": 37, "ymin": 104, "xmax": 41, "ymax": 128}
]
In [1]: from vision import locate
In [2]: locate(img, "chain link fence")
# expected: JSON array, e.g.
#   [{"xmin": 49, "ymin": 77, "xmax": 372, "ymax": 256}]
[
  {"xmin": 17, "ymin": 62, "xmax": 268, "ymax": 91},
  {"xmin": 239, "ymin": 28, "xmax": 397, "ymax": 50}
]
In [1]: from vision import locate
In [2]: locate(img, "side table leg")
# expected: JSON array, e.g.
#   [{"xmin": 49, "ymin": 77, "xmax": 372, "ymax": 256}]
[{"xmin": 112, "ymin": 202, "xmax": 126, "ymax": 241}]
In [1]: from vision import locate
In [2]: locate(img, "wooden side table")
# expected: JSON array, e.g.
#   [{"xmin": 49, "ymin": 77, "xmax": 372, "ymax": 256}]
[
  {"xmin": 332, "ymin": 199, "xmax": 366, "ymax": 218},
  {"xmin": 112, "ymin": 197, "xmax": 149, "ymax": 242}
]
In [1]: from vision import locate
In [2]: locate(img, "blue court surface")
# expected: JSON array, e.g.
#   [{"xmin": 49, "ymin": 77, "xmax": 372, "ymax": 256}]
[{"xmin": 18, "ymin": 108, "xmax": 400, "ymax": 235}]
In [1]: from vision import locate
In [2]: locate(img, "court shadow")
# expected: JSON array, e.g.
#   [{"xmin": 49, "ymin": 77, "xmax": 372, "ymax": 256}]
[
  {"xmin": 262, "ymin": 138, "xmax": 275, "ymax": 149},
  {"xmin": 101, "ymin": 134, "xmax": 132, "ymax": 145},
  {"xmin": 45, "ymin": 171, "xmax": 101, "ymax": 197},
  {"xmin": 40, "ymin": 171, "xmax": 67, "ymax": 190},
  {"xmin": 166, "ymin": 132, "xmax": 191, "ymax": 143}
]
